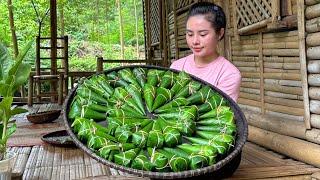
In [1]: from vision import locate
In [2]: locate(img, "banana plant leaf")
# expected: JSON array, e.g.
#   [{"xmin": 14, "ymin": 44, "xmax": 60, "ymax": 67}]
[
  {"xmin": 107, "ymin": 108, "xmax": 145, "ymax": 119},
  {"xmin": 80, "ymin": 105, "xmax": 106, "ymax": 121},
  {"xmin": 125, "ymin": 84, "xmax": 145, "ymax": 115},
  {"xmin": 90, "ymin": 74, "xmax": 114, "ymax": 95},
  {"xmin": 115, "ymin": 125, "xmax": 133, "ymax": 143},
  {"xmin": 184, "ymin": 137, "xmax": 228, "ymax": 154},
  {"xmin": 177, "ymin": 143, "xmax": 217, "ymax": 165},
  {"xmin": 198, "ymin": 93, "xmax": 227, "ymax": 113},
  {"xmin": 170, "ymin": 71, "xmax": 191, "ymax": 96},
  {"xmin": 88, "ymin": 135, "xmax": 113, "ymax": 150},
  {"xmin": 148, "ymin": 147, "xmax": 169, "ymax": 171},
  {"xmin": 152, "ymin": 87, "xmax": 172, "ymax": 111},
  {"xmin": 77, "ymin": 86, "xmax": 109, "ymax": 105},
  {"xmin": 147, "ymin": 69, "xmax": 165, "ymax": 86},
  {"xmin": 82, "ymin": 79, "xmax": 110, "ymax": 99},
  {"xmin": 187, "ymin": 86, "xmax": 215, "ymax": 105},
  {"xmin": 133, "ymin": 67, "xmax": 146, "ymax": 88},
  {"xmin": 196, "ymin": 131, "xmax": 235, "ymax": 145},
  {"xmin": 114, "ymin": 148, "xmax": 140, "ymax": 167},
  {"xmin": 159, "ymin": 70, "xmax": 177, "ymax": 89},
  {"xmin": 118, "ymin": 68, "xmax": 140, "ymax": 86},
  {"xmin": 158, "ymin": 149, "xmax": 189, "ymax": 172},
  {"xmin": 146, "ymin": 120, "xmax": 164, "ymax": 148},
  {"xmin": 197, "ymin": 111, "xmax": 234, "ymax": 126},
  {"xmin": 163, "ymin": 127, "xmax": 181, "ymax": 147},
  {"xmin": 107, "ymin": 71, "xmax": 129, "ymax": 87},
  {"xmin": 174, "ymin": 81, "xmax": 201, "ymax": 98},
  {"xmin": 163, "ymin": 147, "xmax": 209, "ymax": 170},
  {"xmin": 98, "ymin": 144, "xmax": 120, "ymax": 160},
  {"xmin": 143, "ymin": 83, "xmax": 156, "ymax": 112},
  {"xmin": 132, "ymin": 121, "xmax": 153, "ymax": 148},
  {"xmin": 158, "ymin": 105, "xmax": 197, "ymax": 121},
  {"xmin": 197, "ymin": 124, "xmax": 236, "ymax": 135},
  {"xmin": 131, "ymin": 151, "xmax": 155, "ymax": 171},
  {"xmin": 68, "ymin": 99, "xmax": 81, "ymax": 120},
  {"xmin": 155, "ymin": 97, "xmax": 189, "ymax": 113},
  {"xmin": 199, "ymin": 106, "xmax": 231, "ymax": 119}
]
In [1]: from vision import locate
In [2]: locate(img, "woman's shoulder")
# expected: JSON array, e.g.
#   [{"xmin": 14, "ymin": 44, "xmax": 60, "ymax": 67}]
[
  {"xmin": 217, "ymin": 56, "xmax": 241, "ymax": 75},
  {"xmin": 170, "ymin": 54, "xmax": 193, "ymax": 70}
]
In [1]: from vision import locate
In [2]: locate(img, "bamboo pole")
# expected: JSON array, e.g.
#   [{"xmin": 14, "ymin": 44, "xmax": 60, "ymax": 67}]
[
  {"xmin": 233, "ymin": 61, "xmax": 260, "ymax": 67},
  {"xmin": 238, "ymin": 67, "xmax": 260, "ymax": 72},
  {"xmin": 305, "ymin": 3, "xmax": 320, "ymax": 20},
  {"xmin": 242, "ymin": 78, "xmax": 260, "ymax": 83},
  {"xmin": 232, "ymin": 56, "xmax": 259, "ymax": 62},
  {"xmin": 309, "ymin": 87, "xmax": 320, "ymax": 100},
  {"xmin": 305, "ymin": 0, "xmax": 320, "ymax": 6},
  {"xmin": 308, "ymin": 74, "xmax": 320, "ymax": 86},
  {"xmin": 265, "ymin": 110, "xmax": 304, "ymax": 121},
  {"xmin": 238, "ymin": 19, "xmax": 269, "ymax": 35},
  {"xmin": 263, "ymin": 57, "xmax": 300, "ymax": 63},
  {"xmin": 311, "ymin": 114, "xmax": 320, "ymax": 129},
  {"xmin": 306, "ymin": 32, "xmax": 320, "ymax": 47},
  {"xmin": 308, "ymin": 60, "xmax": 320, "ymax": 73},
  {"xmin": 262, "ymin": 41, "xmax": 299, "ymax": 49},
  {"xmin": 232, "ymin": 50, "xmax": 259, "ymax": 56},
  {"xmin": 238, "ymin": 98, "xmax": 262, "ymax": 107},
  {"xmin": 239, "ymin": 104, "xmax": 262, "ymax": 113},
  {"xmin": 241, "ymin": 72, "xmax": 260, "ymax": 78},
  {"xmin": 310, "ymin": 100, "xmax": 320, "ymax": 114},
  {"xmin": 264, "ymin": 62, "xmax": 300, "ymax": 69},
  {"xmin": 244, "ymin": 110, "xmax": 306, "ymax": 139},
  {"xmin": 239, "ymin": 92, "xmax": 261, "ymax": 101},
  {"xmin": 241, "ymin": 82, "xmax": 260, "ymax": 89},
  {"xmin": 263, "ymin": 68, "xmax": 301, "ymax": 73},
  {"xmin": 306, "ymin": 17, "xmax": 320, "ymax": 33},
  {"xmin": 263, "ymin": 36, "xmax": 299, "ymax": 43},
  {"xmin": 248, "ymin": 126, "xmax": 320, "ymax": 168},
  {"xmin": 240, "ymin": 87, "xmax": 261, "ymax": 95},
  {"xmin": 263, "ymin": 30, "xmax": 298, "ymax": 38},
  {"xmin": 307, "ymin": 46, "xmax": 320, "ymax": 59},
  {"xmin": 306, "ymin": 129, "xmax": 320, "ymax": 144}
]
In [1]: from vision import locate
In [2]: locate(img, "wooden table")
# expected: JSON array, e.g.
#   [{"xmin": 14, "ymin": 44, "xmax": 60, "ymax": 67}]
[{"xmin": 8, "ymin": 104, "xmax": 320, "ymax": 180}]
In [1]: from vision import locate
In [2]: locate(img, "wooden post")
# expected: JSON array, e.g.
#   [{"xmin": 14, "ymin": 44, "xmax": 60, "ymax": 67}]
[
  {"xmin": 50, "ymin": 0, "xmax": 58, "ymax": 102},
  {"xmin": 259, "ymin": 32, "xmax": 265, "ymax": 113},
  {"xmin": 28, "ymin": 75, "xmax": 33, "ymax": 106},
  {"xmin": 96, "ymin": 57, "xmax": 103, "ymax": 73},
  {"xmin": 35, "ymin": 36, "xmax": 41, "ymax": 102},
  {"xmin": 297, "ymin": 0, "xmax": 311, "ymax": 129},
  {"xmin": 173, "ymin": 0, "xmax": 179, "ymax": 60},
  {"xmin": 63, "ymin": 36, "xmax": 68, "ymax": 96},
  {"xmin": 161, "ymin": 0, "xmax": 168, "ymax": 67}
]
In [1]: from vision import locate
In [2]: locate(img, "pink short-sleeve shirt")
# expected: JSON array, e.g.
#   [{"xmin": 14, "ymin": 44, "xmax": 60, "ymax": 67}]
[{"xmin": 170, "ymin": 54, "xmax": 241, "ymax": 102}]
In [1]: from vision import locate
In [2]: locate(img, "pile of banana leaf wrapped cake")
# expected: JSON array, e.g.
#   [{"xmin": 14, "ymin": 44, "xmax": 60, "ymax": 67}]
[{"xmin": 68, "ymin": 67, "xmax": 236, "ymax": 172}]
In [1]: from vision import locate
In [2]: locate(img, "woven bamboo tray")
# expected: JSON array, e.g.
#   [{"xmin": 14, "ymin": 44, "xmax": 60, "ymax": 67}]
[
  {"xmin": 63, "ymin": 65, "xmax": 248, "ymax": 179},
  {"xmin": 27, "ymin": 109, "xmax": 61, "ymax": 124}
]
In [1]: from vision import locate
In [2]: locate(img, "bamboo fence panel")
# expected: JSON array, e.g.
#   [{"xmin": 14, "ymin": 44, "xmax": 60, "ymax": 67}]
[
  {"xmin": 309, "ymin": 87, "xmax": 320, "ymax": 100},
  {"xmin": 308, "ymin": 74, "xmax": 320, "ymax": 86},
  {"xmin": 308, "ymin": 61, "xmax": 320, "ymax": 73},
  {"xmin": 306, "ymin": 17, "xmax": 320, "ymax": 33},
  {"xmin": 264, "ymin": 79, "xmax": 302, "ymax": 87},
  {"xmin": 311, "ymin": 114, "xmax": 320, "ymax": 129},
  {"xmin": 305, "ymin": 3, "xmax": 320, "ymax": 20},
  {"xmin": 310, "ymin": 100, "xmax": 320, "ymax": 114}
]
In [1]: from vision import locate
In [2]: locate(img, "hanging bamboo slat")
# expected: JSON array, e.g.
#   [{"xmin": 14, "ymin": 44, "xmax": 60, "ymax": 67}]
[
  {"xmin": 265, "ymin": 91, "xmax": 304, "ymax": 100},
  {"xmin": 309, "ymin": 87, "xmax": 320, "ymax": 100},
  {"xmin": 306, "ymin": 17, "xmax": 320, "ymax": 33},
  {"xmin": 264, "ymin": 79, "xmax": 301, "ymax": 87},
  {"xmin": 308, "ymin": 74, "xmax": 320, "ymax": 86},
  {"xmin": 264, "ymin": 62, "xmax": 300, "ymax": 69},
  {"xmin": 238, "ymin": 67, "xmax": 260, "ymax": 72},
  {"xmin": 264, "ymin": 57, "xmax": 300, "ymax": 63},
  {"xmin": 248, "ymin": 126, "xmax": 320, "ymax": 168},
  {"xmin": 307, "ymin": 46, "xmax": 320, "ymax": 59},
  {"xmin": 263, "ymin": 68, "xmax": 301, "ymax": 73},
  {"xmin": 264, "ymin": 84, "xmax": 303, "ymax": 95},
  {"xmin": 264, "ymin": 73, "xmax": 301, "ymax": 80},
  {"xmin": 264, "ymin": 96, "xmax": 304, "ymax": 108},
  {"xmin": 262, "ymin": 41, "xmax": 299, "ymax": 49},
  {"xmin": 242, "ymin": 78, "xmax": 260, "ymax": 83},
  {"xmin": 263, "ymin": 49, "xmax": 299, "ymax": 57},
  {"xmin": 240, "ymin": 87, "xmax": 261, "ymax": 95},
  {"xmin": 238, "ymin": 97, "xmax": 262, "ymax": 107},
  {"xmin": 244, "ymin": 110, "xmax": 306, "ymax": 139},
  {"xmin": 305, "ymin": 3, "xmax": 320, "ymax": 20},
  {"xmin": 242, "ymin": 72, "xmax": 261, "ymax": 78},
  {"xmin": 265, "ymin": 110, "xmax": 304, "ymax": 122},
  {"xmin": 239, "ymin": 104, "xmax": 262, "ymax": 113},
  {"xmin": 306, "ymin": 32, "xmax": 320, "ymax": 47},
  {"xmin": 263, "ymin": 31, "xmax": 298, "ymax": 38},
  {"xmin": 232, "ymin": 56, "xmax": 259, "ymax": 62},
  {"xmin": 310, "ymin": 100, "xmax": 320, "ymax": 114},
  {"xmin": 265, "ymin": 103, "xmax": 305, "ymax": 116},
  {"xmin": 232, "ymin": 50, "xmax": 259, "ymax": 56},
  {"xmin": 306, "ymin": 129, "xmax": 320, "ymax": 145},
  {"xmin": 239, "ymin": 92, "xmax": 261, "ymax": 101},
  {"xmin": 311, "ymin": 114, "xmax": 320, "ymax": 129},
  {"xmin": 263, "ymin": 36, "xmax": 299, "ymax": 43},
  {"xmin": 308, "ymin": 60, "xmax": 320, "ymax": 73},
  {"xmin": 241, "ymin": 82, "xmax": 260, "ymax": 89},
  {"xmin": 233, "ymin": 61, "xmax": 260, "ymax": 67}
]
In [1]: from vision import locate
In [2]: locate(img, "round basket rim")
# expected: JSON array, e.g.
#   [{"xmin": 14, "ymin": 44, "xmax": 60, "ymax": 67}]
[{"xmin": 63, "ymin": 65, "xmax": 248, "ymax": 179}]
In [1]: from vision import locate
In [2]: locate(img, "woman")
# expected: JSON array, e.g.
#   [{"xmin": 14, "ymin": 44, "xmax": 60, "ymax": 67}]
[{"xmin": 170, "ymin": 2, "xmax": 241, "ymax": 102}]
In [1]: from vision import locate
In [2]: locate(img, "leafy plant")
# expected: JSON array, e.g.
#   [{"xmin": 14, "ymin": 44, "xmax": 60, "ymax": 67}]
[{"xmin": 0, "ymin": 41, "xmax": 32, "ymax": 160}]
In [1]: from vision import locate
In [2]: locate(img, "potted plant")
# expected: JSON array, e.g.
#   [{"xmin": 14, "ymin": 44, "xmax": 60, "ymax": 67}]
[{"xmin": 0, "ymin": 41, "xmax": 32, "ymax": 178}]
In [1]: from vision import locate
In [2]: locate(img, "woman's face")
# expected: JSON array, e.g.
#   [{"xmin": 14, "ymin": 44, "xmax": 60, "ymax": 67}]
[{"xmin": 186, "ymin": 15, "xmax": 222, "ymax": 62}]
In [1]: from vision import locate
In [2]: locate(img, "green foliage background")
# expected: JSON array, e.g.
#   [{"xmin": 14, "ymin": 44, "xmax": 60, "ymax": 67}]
[{"xmin": 0, "ymin": 0, "xmax": 145, "ymax": 71}]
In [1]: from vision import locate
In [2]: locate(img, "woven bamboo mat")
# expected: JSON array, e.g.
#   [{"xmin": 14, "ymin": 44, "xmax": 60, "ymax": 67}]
[{"xmin": 8, "ymin": 104, "xmax": 65, "ymax": 147}]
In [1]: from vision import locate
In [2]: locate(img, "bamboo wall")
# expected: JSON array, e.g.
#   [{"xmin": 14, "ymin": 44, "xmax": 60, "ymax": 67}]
[{"xmin": 305, "ymin": 0, "xmax": 320, "ymax": 143}]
